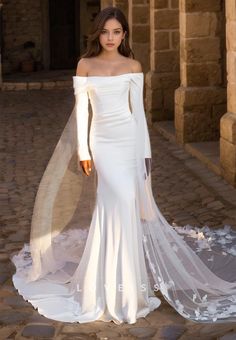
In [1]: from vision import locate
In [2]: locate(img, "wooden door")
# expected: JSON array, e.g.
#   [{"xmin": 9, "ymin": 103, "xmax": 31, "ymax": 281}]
[{"xmin": 49, "ymin": 0, "xmax": 79, "ymax": 69}]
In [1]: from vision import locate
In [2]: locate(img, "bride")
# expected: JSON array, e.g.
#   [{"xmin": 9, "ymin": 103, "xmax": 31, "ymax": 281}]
[{"xmin": 11, "ymin": 6, "xmax": 236, "ymax": 324}]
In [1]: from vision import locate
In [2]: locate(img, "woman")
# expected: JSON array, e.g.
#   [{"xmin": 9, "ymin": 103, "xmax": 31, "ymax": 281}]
[{"xmin": 12, "ymin": 6, "xmax": 236, "ymax": 324}]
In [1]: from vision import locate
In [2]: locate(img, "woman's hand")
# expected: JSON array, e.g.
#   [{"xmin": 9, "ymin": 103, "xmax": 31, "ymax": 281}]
[{"xmin": 80, "ymin": 160, "xmax": 92, "ymax": 176}]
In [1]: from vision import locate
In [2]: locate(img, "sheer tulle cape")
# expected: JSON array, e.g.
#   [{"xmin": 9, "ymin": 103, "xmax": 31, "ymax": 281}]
[{"xmin": 11, "ymin": 73, "xmax": 236, "ymax": 323}]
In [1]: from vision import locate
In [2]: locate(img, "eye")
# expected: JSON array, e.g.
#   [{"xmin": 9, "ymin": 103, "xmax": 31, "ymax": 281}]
[{"xmin": 114, "ymin": 31, "xmax": 121, "ymax": 34}]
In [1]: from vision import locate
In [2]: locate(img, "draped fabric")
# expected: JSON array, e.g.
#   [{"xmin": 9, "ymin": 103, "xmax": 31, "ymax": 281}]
[{"xmin": 11, "ymin": 72, "xmax": 236, "ymax": 324}]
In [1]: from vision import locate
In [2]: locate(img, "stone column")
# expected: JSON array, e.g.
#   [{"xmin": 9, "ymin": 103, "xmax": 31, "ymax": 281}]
[
  {"xmin": 128, "ymin": 0, "xmax": 150, "ymax": 73},
  {"xmin": 220, "ymin": 0, "xmax": 236, "ymax": 186},
  {"xmin": 146, "ymin": 0, "xmax": 180, "ymax": 122},
  {"xmin": 175, "ymin": 0, "xmax": 226, "ymax": 144}
]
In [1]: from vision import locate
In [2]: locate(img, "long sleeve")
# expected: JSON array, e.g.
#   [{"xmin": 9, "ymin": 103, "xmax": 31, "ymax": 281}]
[
  {"xmin": 73, "ymin": 76, "xmax": 91, "ymax": 161},
  {"xmin": 129, "ymin": 73, "xmax": 152, "ymax": 159}
]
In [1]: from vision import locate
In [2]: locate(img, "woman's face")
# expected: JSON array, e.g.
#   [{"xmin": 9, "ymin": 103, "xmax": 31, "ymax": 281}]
[{"xmin": 99, "ymin": 18, "xmax": 126, "ymax": 52}]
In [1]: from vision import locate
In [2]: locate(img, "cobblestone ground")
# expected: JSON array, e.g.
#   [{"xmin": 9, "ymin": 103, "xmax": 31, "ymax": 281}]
[{"xmin": 1, "ymin": 89, "xmax": 236, "ymax": 339}]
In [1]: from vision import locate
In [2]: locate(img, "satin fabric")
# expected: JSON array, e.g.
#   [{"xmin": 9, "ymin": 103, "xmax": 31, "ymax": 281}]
[
  {"xmin": 11, "ymin": 73, "xmax": 161, "ymax": 324},
  {"xmin": 11, "ymin": 73, "xmax": 236, "ymax": 324}
]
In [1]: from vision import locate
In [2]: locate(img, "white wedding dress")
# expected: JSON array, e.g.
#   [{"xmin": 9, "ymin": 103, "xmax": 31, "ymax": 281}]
[{"xmin": 11, "ymin": 72, "xmax": 236, "ymax": 324}]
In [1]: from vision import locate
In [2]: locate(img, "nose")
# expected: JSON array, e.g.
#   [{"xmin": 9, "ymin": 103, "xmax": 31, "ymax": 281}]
[{"xmin": 108, "ymin": 32, "xmax": 113, "ymax": 41}]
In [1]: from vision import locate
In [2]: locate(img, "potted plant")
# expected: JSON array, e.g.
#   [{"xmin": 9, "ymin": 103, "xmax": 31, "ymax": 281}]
[{"xmin": 21, "ymin": 41, "xmax": 42, "ymax": 72}]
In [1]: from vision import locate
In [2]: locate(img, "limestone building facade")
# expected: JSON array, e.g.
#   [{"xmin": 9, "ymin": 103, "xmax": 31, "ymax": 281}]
[{"xmin": 0, "ymin": 0, "xmax": 236, "ymax": 188}]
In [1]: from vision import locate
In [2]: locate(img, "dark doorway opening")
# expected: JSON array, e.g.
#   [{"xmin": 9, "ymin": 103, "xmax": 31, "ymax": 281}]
[{"xmin": 49, "ymin": 0, "xmax": 80, "ymax": 69}]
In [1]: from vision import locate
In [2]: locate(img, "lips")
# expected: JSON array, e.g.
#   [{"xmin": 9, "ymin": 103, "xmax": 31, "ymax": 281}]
[{"xmin": 106, "ymin": 44, "xmax": 114, "ymax": 46}]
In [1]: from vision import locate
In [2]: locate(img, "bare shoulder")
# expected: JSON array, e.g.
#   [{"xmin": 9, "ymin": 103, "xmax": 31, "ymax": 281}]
[
  {"xmin": 129, "ymin": 59, "xmax": 143, "ymax": 73},
  {"xmin": 76, "ymin": 58, "xmax": 91, "ymax": 76}
]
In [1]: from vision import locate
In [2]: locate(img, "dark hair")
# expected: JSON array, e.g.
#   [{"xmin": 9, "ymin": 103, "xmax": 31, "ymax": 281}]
[{"xmin": 81, "ymin": 6, "xmax": 134, "ymax": 59}]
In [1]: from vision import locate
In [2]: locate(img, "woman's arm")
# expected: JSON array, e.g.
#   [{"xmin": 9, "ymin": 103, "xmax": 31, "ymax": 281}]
[
  {"xmin": 129, "ymin": 63, "xmax": 152, "ymax": 159},
  {"xmin": 73, "ymin": 59, "xmax": 92, "ymax": 176}
]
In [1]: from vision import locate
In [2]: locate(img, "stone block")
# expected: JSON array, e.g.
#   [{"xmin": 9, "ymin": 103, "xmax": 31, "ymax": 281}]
[
  {"xmin": 154, "ymin": 0, "xmax": 169, "ymax": 9},
  {"xmin": 155, "ymin": 31, "xmax": 170, "ymax": 50},
  {"xmin": 55, "ymin": 80, "xmax": 72, "ymax": 88},
  {"xmin": 175, "ymin": 112, "xmax": 185, "ymax": 143},
  {"xmin": 132, "ymin": 25, "xmax": 149, "ymax": 43},
  {"xmin": 183, "ymin": 62, "xmax": 222, "ymax": 86},
  {"xmin": 14, "ymin": 83, "xmax": 27, "ymax": 91},
  {"xmin": 133, "ymin": 5, "xmax": 148, "ymax": 24},
  {"xmin": 183, "ymin": 110, "xmax": 215, "ymax": 142},
  {"xmin": 154, "ymin": 51, "xmax": 179, "ymax": 72},
  {"xmin": 225, "ymin": 0, "xmax": 236, "ymax": 20},
  {"xmin": 226, "ymin": 21, "xmax": 236, "ymax": 52},
  {"xmin": 182, "ymin": 37, "xmax": 221, "ymax": 63},
  {"xmin": 228, "ymin": 84, "xmax": 236, "ymax": 113},
  {"xmin": 211, "ymin": 104, "xmax": 226, "ymax": 139},
  {"xmin": 128, "ymin": 327, "xmax": 157, "ymax": 338},
  {"xmin": 152, "ymin": 88, "xmax": 163, "ymax": 108},
  {"xmin": 155, "ymin": 9, "xmax": 179, "ymax": 29},
  {"xmin": 226, "ymin": 51, "xmax": 236, "ymax": 83},
  {"xmin": 171, "ymin": 30, "xmax": 180, "ymax": 49},
  {"xmin": 28, "ymin": 82, "xmax": 42, "ymax": 90},
  {"xmin": 171, "ymin": 0, "xmax": 179, "ymax": 9},
  {"xmin": 147, "ymin": 71, "xmax": 180, "ymax": 89},
  {"xmin": 132, "ymin": 42, "xmax": 150, "ymax": 73},
  {"xmin": 175, "ymin": 86, "xmax": 226, "ymax": 107},
  {"xmin": 220, "ymin": 137, "xmax": 236, "ymax": 178},
  {"xmin": 160, "ymin": 324, "xmax": 187, "ymax": 339},
  {"xmin": 42, "ymin": 81, "xmax": 56, "ymax": 90},
  {"xmin": 164, "ymin": 88, "xmax": 175, "ymax": 111},
  {"xmin": 175, "ymin": 86, "xmax": 227, "ymax": 143},
  {"xmin": 180, "ymin": 0, "xmax": 221, "ymax": 13},
  {"xmin": 101, "ymin": 0, "xmax": 113, "ymax": 8},
  {"xmin": 22, "ymin": 324, "xmax": 55, "ymax": 338},
  {"xmin": 152, "ymin": 107, "xmax": 173, "ymax": 121},
  {"xmin": 180, "ymin": 12, "xmax": 217, "ymax": 38},
  {"xmin": 2, "ymin": 83, "xmax": 16, "ymax": 91},
  {"xmin": 0, "ymin": 310, "xmax": 30, "ymax": 324},
  {"xmin": 220, "ymin": 112, "xmax": 236, "ymax": 144},
  {"xmin": 146, "ymin": 71, "xmax": 160, "ymax": 89}
]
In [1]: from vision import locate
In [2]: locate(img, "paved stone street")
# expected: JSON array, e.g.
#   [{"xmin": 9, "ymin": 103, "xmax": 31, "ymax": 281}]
[{"xmin": 1, "ymin": 88, "xmax": 236, "ymax": 339}]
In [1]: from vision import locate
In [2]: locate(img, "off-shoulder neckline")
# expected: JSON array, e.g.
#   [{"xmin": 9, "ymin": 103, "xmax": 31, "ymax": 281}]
[{"xmin": 73, "ymin": 72, "xmax": 143, "ymax": 78}]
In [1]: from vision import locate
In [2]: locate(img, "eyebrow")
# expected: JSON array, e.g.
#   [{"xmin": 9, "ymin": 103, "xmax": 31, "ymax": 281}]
[{"xmin": 102, "ymin": 28, "xmax": 122, "ymax": 30}]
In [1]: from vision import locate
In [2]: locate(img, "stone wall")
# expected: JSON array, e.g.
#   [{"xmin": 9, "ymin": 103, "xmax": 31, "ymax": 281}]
[
  {"xmin": 146, "ymin": 0, "xmax": 180, "ymax": 122},
  {"xmin": 220, "ymin": 0, "xmax": 236, "ymax": 186},
  {"xmin": 129, "ymin": 0, "xmax": 150, "ymax": 73},
  {"xmin": 175, "ymin": 0, "xmax": 226, "ymax": 143},
  {"xmin": 2, "ymin": 0, "xmax": 42, "ymax": 73}
]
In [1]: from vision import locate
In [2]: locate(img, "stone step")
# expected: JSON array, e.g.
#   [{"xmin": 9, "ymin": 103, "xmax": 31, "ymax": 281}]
[{"xmin": 1, "ymin": 80, "xmax": 73, "ymax": 91}]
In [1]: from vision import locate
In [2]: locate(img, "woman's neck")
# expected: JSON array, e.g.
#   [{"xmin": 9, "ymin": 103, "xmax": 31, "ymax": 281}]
[{"xmin": 97, "ymin": 50, "xmax": 122, "ymax": 62}]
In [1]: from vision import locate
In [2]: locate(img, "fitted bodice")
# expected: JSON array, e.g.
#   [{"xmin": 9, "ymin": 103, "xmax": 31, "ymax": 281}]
[
  {"xmin": 72, "ymin": 72, "xmax": 152, "ymax": 160},
  {"xmin": 73, "ymin": 73, "xmax": 138, "ymax": 123},
  {"xmin": 90, "ymin": 75, "xmax": 131, "ymax": 119}
]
